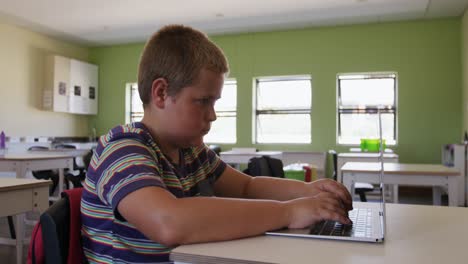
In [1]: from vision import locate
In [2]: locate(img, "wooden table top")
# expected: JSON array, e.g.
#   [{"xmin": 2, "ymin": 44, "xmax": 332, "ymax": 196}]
[
  {"xmin": 0, "ymin": 178, "xmax": 51, "ymax": 191},
  {"xmin": 0, "ymin": 152, "xmax": 79, "ymax": 160}
]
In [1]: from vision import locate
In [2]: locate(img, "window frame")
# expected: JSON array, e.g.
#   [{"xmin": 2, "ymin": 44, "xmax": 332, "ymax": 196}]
[
  {"xmin": 125, "ymin": 83, "xmax": 143, "ymax": 124},
  {"xmin": 336, "ymin": 72, "xmax": 398, "ymax": 146},
  {"xmin": 253, "ymin": 75, "xmax": 312, "ymax": 144},
  {"xmin": 204, "ymin": 78, "xmax": 238, "ymax": 144}
]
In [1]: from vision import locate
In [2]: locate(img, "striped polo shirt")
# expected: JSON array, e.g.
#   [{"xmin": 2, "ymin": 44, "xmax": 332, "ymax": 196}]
[{"xmin": 81, "ymin": 122, "xmax": 226, "ymax": 263}]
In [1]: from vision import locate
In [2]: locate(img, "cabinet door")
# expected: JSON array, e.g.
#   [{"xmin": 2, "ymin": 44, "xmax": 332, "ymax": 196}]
[
  {"xmin": 52, "ymin": 56, "xmax": 70, "ymax": 113},
  {"xmin": 86, "ymin": 63, "xmax": 98, "ymax": 115},
  {"xmin": 69, "ymin": 60, "xmax": 89, "ymax": 114}
]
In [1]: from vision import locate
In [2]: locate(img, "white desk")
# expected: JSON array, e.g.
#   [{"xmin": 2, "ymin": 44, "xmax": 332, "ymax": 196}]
[
  {"xmin": 29, "ymin": 149, "xmax": 90, "ymax": 155},
  {"xmin": 349, "ymin": 147, "xmax": 394, "ymax": 153},
  {"xmin": 337, "ymin": 152, "xmax": 399, "ymax": 183},
  {"xmin": 220, "ymin": 151, "xmax": 327, "ymax": 179},
  {"xmin": 219, "ymin": 151, "xmax": 283, "ymax": 169},
  {"xmin": 0, "ymin": 152, "xmax": 75, "ymax": 200},
  {"xmin": 342, "ymin": 162, "xmax": 460, "ymax": 206},
  {"xmin": 337, "ymin": 153, "xmax": 399, "ymax": 201},
  {"xmin": 0, "ymin": 178, "xmax": 50, "ymax": 264},
  {"xmin": 171, "ymin": 203, "xmax": 468, "ymax": 264},
  {"xmin": 29, "ymin": 149, "xmax": 91, "ymax": 169}
]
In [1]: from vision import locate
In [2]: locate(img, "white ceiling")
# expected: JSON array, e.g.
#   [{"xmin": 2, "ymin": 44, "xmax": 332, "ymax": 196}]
[{"xmin": 0, "ymin": 0, "xmax": 467, "ymax": 46}]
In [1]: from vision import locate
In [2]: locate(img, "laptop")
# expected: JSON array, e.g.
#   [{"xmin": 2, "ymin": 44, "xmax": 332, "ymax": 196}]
[{"xmin": 266, "ymin": 110, "xmax": 386, "ymax": 243}]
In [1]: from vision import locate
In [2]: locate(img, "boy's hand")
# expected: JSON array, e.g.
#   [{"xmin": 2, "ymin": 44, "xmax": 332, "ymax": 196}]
[
  {"xmin": 304, "ymin": 179, "xmax": 353, "ymax": 211},
  {"xmin": 284, "ymin": 192, "xmax": 352, "ymax": 229}
]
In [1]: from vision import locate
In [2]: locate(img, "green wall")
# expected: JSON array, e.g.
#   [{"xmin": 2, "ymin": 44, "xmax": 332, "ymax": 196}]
[
  {"xmin": 463, "ymin": 10, "xmax": 468, "ymax": 135},
  {"xmin": 90, "ymin": 18, "xmax": 462, "ymax": 164}
]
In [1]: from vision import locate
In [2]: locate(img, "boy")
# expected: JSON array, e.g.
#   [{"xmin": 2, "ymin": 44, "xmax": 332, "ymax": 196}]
[{"xmin": 81, "ymin": 24, "xmax": 353, "ymax": 263}]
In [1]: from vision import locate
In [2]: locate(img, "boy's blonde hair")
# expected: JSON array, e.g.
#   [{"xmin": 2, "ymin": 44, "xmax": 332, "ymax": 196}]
[{"xmin": 138, "ymin": 24, "xmax": 229, "ymax": 106}]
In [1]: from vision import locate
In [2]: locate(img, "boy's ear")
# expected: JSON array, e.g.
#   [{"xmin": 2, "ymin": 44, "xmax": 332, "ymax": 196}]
[{"xmin": 150, "ymin": 78, "xmax": 169, "ymax": 108}]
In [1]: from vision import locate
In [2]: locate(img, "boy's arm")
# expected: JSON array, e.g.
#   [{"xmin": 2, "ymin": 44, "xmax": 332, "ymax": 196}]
[
  {"xmin": 117, "ymin": 166, "xmax": 351, "ymax": 247},
  {"xmin": 118, "ymin": 186, "xmax": 288, "ymax": 247},
  {"xmin": 214, "ymin": 165, "xmax": 353, "ymax": 210}
]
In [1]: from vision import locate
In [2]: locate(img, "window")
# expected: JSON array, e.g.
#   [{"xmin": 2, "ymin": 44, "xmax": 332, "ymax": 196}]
[
  {"xmin": 204, "ymin": 79, "xmax": 237, "ymax": 144},
  {"xmin": 126, "ymin": 81, "xmax": 237, "ymax": 143},
  {"xmin": 254, "ymin": 76, "xmax": 312, "ymax": 144},
  {"xmin": 337, "ymin": 73, "xmax": 397, "ymax": 145},
  {"xmin": 125, "ymin": 83, "xmax": 143, "ymax": 124}
]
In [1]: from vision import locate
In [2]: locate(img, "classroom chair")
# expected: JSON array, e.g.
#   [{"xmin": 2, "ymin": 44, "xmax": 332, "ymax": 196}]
[
  {"xmin": 328, "ymin": 150, "xmax": 374, "ymax": 202},
  {"xmin": 208, "ymin": 144, "xmax": 221, "ymax": 156},
  {"xmin": 244, "ymin": 156, "xmax": 285, "ymax": 178},
  {"xmin": 53, "ymin": 144, "xmax": 90, "ymax": 188},
  {"xmin": 28, "ymin": 146, "xmax": 59, "ymax": 195}
]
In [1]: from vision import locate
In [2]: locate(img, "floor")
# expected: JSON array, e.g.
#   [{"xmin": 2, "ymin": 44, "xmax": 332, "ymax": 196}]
[
  {"xmin": 0, "ymin": 186, "xmax": 448, "ymax": 264},
  {"xmin": 0, "ymin": 212, "xmax": 37, "ymax": 264}
]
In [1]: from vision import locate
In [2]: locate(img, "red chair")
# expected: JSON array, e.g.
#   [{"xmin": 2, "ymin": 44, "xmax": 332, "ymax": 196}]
[{"xmin": 28, "ymin": 188, "xmax": 86, "ymax": 264}]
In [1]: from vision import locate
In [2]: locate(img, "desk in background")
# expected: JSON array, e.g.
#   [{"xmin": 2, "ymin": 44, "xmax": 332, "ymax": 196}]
[
  {"xmin": 337, "ymin": 152, "xmax": 399, "ymax": 201},
  {"xmin": 337, "ymin": 152, "xmax": 399, "ymax": 183},
  {"xmin": 220, "ymin": 150, "xmax": 327, "ymax": 178},
  {"xmin": 29, "ymin": 148, "xmax": 91, "ymax": 169},
  {"xmin": 171, "ymin": 203, "xmax": 468, "ymax": 264},
  {"xmin": 349, "ymin": 147, "xmax": 394, "ymax": 153},
  {"xmin": 0, "ymin": 178, "xmax": 50, "ymax": 264},
  {"xmin": 0, "ymin": 152, "xmax": 76, "ymax": 201},
  {"xmin": 342, "ymin": 162, "xmax": 460, "ymax": 206},
  {"xmin": 219, "ymin": 151, "xmax": 283, "ymax": 170}
]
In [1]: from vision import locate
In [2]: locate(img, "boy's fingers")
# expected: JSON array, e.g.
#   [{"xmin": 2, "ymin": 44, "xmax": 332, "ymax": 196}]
[
  {"xmin": 320, "ymin": 181, "xmax": 353, "ymax": 210},
  {"xmin": 318, "ymin": 207, "xmax": 352, "ymax": 225}
]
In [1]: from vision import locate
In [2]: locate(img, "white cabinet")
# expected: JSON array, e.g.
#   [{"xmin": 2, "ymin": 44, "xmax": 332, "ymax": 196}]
[
  {"xmin": 43, "ymin": 55, "xmax": 70, "ymax": 113},
  {"xmin": 43, "ymin": 55, "xmax": 98, "ymax": 115},
  {"xmin": 68, "ymin": 59, "xmax": 98, "ymax": 114}
]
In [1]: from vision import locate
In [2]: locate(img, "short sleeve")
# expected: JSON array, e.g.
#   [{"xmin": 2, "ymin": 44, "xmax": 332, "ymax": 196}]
[
  {"xmin": 201, "ymin": 145, "xmax": 227, "ymax": 184},
  {"xmin": 95, "ymin": 139, "xmax": 165, "ymax": 214}
]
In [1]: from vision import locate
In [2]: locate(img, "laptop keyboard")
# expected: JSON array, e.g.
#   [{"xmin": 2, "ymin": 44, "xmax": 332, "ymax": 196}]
[{"xmin": 310, "ymin": 208, "xmax": 373, "ymax": 238}]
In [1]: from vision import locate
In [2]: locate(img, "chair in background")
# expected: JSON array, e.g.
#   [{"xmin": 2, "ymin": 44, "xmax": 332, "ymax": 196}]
[
  {"xmin": 53, "ymin": 144, "xmax": 89, "ymax": 188},
  {"xmin": 28, "ymin": 146, "xmax": 59, "ymax": 195},
  {"xmin": 329, "ymin": 150, "xmax": 374, "ymax": 202},
  {"xmin": 28, "ymin": 188, "xmax": 85, "ymax": 264},
  {"xmin": 6, "ymin": 215, "xmax": 15, "ymax": 239},
  {"xmin": 243, "ymin": 156, "xmax": 285, "ymax": 178},
  {"xmin": 208, "ymin": 144, "xmax": 221, "ymax": 156}
]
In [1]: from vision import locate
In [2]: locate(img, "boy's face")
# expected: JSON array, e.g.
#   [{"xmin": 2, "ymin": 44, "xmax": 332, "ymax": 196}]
[{"xmin": 162, "ymin": 69, "xmax": 224, "ymax": 148}]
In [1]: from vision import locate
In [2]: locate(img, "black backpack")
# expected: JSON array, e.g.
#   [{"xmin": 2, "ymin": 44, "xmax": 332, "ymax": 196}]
[{"xmin": 244, "ymin": 156, "xmax": 285, "ymax": 178}]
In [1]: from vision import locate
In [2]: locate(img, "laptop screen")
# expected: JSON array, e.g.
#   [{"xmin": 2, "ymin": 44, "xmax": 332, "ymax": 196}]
[{"xmin": 377, "ymin": 109, "xmax": 386, "ymax": 238}]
